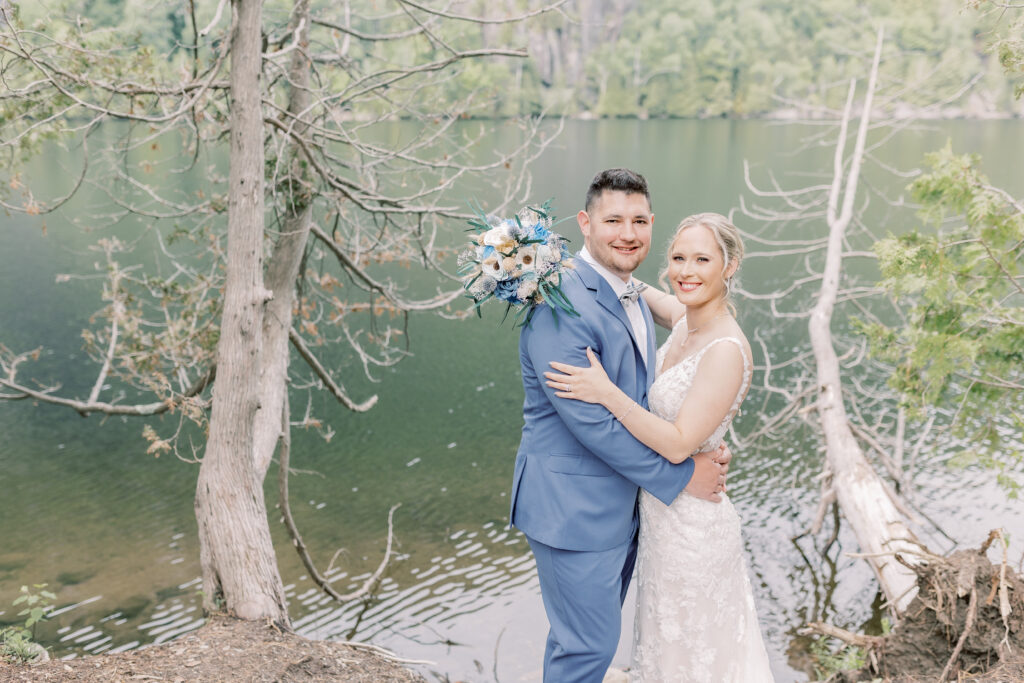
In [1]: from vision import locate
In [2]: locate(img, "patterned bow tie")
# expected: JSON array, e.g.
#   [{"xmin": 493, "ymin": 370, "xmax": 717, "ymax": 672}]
[{"xmin": 618, "ymin": 281, "xmax": 647, "ymax": 304}]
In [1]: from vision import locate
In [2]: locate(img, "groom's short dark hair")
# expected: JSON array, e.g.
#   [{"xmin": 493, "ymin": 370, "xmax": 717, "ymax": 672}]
[{"xmin": 585, "ymin": 168, "xmax": 651, "ymax": 212}]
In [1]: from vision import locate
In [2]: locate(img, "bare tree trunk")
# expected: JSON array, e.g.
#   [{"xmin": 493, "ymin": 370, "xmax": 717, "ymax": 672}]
[
  {"xmin": 0, "ymin": 0, "xmax": 561, "ymax": 629},
  {"xmin": 566, "ymin": 0, "xmax": 587, "ymax": 87},
  {"xmin": 811, "ymin": 29, "xmax": 919, "ymax": 615},
  {"xmin": 253, "ymin": 0, "xmax": 312, "ymax": 475},
  {"xmin": 195, "ymin": 0, "xmax": 289, "ymax": 625}
]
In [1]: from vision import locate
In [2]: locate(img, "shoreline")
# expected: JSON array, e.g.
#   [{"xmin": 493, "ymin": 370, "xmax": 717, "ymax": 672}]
[{"xmin": 0, "ymin": 615, "xmax": 428, "ymax": 683}]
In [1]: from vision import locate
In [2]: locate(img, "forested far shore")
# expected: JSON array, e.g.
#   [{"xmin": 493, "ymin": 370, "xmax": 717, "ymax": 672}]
[{"xmin": 10, "ymin": 0, "xmax": 1024, "ymax": 120}]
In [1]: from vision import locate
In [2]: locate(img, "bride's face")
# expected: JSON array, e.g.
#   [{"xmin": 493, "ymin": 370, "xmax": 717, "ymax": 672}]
[{"xmin": 666, "ymin": 225, "xmax": 734, "ymax": 306}]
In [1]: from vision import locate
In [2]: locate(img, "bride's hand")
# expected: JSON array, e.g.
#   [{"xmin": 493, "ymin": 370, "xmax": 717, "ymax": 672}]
[{"xmin": 545, "ymin": 347, "xmax": 614, "ymax": 405}]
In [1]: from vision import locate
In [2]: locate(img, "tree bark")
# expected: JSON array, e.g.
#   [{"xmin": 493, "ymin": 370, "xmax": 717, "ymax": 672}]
[
  {"xmin": 253, "ymin": 0, "xmax": 313, "ymax": 475},
  {"xmin": 195, "ymin": 0, "xmax": 290, "ymax": 625},
  {"xmin": 810, "ymin": 29, "xmax": 919, "ymax": 615}
]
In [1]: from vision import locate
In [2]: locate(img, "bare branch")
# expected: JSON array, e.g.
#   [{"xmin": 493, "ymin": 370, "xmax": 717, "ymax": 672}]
[
  {"xmin": 276, "ymin": 391, "xmax": 402, "ymax": 610},
  {"xmin": 799, "ymin": 622, "xmax": 884, "ymax": 649},
  {"xmin": 338, "ymin": 47, "xmax": 529, "ymax": 103},
  {"xmin": 1, "ymin": 377, "xmax": 168, "ymax": 417},
  {"xmin": 743, "ymin": 159, "xmax": 833, "ymax": 198},
  {"xmin": 264, "ymin": 17, "xmax": 305, "ymax": 60},
  {"xmin": 311, "ymin": 16, "xmax": 426, "ymax": 42},
  {"xmin": 199, "ymin": 0, "xmax": 230, "ymax": 37},
  {"xmin": 310, "ymin": 223, "xmax": 462, "ymax": 309},
  {"xmin": 394, "ymin": 0, "xmax": 571, "ymax": 25},
  {"xmin": 87, "ymin": 306, "xmax": 121, "ymax": 406},
  {"xmin": 327, "ymin": 641, "xmax": 434, "ymax": 667},
  {"xmin": 288, "ymin": 327, "xmax": 378, "ymax": 412},
  {"xmin": 736, "ymin": 274, "xmax": 823, "ymax": 301},
  {"xmin": 0, "ymin": 117, "xmax": 97, "ymax": 214}
]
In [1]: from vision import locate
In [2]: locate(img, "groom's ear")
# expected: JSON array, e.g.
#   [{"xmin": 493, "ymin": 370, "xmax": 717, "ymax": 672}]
[{"xmin": 577, "ymin": 209, "xmax": 591, "ymax": 238}]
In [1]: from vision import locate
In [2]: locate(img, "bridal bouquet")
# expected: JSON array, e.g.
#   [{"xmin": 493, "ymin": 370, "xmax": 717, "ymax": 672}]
[{"xmin": 458, "ymin": 200, "xmax": 578, "ymax": 325}]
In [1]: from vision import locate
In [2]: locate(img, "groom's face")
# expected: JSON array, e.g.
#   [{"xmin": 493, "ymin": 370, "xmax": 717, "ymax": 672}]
[{"xmin": 577, "ymin": 190, "xmax": 653, "ymax": 281}]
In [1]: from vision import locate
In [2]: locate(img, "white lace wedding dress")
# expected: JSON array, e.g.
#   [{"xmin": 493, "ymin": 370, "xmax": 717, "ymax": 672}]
[{"xmin": 629, "ymin": 322, "xmax": 774, "ymax": 682}]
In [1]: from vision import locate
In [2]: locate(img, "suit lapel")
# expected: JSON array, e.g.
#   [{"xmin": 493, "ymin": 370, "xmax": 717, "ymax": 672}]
[{"xmin": 574, "ymin": 258, "xmax": 648, "ymax": 386}]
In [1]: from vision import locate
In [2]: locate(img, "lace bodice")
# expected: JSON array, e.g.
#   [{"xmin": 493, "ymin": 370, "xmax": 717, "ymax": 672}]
[{"xmin": 648, "ymin": 320, "xmax": 752, "ymax": 450}]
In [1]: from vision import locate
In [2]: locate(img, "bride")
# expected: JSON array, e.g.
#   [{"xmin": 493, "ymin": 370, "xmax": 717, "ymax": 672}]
[{"xmin": 544, "ymin": 212, "xmax": 774, "ymax": 682}]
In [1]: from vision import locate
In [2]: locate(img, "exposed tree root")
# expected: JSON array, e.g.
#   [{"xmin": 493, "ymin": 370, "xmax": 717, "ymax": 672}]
[{"xmin": 811, "ymin": 530, "xmax": 1024, "ymax": 682}]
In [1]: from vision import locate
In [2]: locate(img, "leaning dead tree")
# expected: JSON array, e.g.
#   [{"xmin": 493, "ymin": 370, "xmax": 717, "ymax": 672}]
[
  {"xmin": 733, "ymin": 28, "xmax": 970, "ymax": 617},
  {"xmin": 805, "ymin": 30, "xmax": 919, "ymax": 613},
  {"xmin": 0, "ymin": 0, "xmax": 562, "ymax": 626}
]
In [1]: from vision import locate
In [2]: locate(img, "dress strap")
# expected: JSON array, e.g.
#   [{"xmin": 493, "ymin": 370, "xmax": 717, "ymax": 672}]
[
  {"xmin": 692, "ymin": 336, "xmax": 752, "ymax": 409},
  {"xmin": 692, "ymin": 336, "xmax": 747, "ymax": 366}
]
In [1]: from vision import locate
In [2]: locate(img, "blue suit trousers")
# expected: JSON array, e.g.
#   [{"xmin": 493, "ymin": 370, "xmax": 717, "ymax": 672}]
[{"xmin": 527, "ymin": 533, "xmax": 638, "ymax": 683}]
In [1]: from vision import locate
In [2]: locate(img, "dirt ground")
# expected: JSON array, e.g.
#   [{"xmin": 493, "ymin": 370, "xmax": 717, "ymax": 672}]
[
  {"xmin": 0, "ymin": 616, "xmax": 427, "ymax": 683},
  {"xmin": 829, "ymin": 532, "xmax": 1024, "ymax": 682}
]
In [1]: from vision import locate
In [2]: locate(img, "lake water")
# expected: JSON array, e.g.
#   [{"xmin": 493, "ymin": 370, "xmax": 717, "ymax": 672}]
[{"xmin": 2, "ymin": 119, "xmax": 1023, "ymax": 682}]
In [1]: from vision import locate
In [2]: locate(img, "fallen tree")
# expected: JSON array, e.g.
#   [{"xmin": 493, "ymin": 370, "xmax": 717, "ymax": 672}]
[
  {"xmin": 805, "ymin": 29, "xmax": 920, "ymax": 614},
  {"xmin": 736, "ymin": 10, "xmax": 1024, "ymax": 679},
  {"xmin": 740, "ymin": 28, "xmax": 921, "ymax": 618}
]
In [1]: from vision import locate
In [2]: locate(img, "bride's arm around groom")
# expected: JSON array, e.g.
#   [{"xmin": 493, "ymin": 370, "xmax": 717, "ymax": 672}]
[{"xmin": 510, "ymin": 259, "xmax": 722, "ymax": 551}]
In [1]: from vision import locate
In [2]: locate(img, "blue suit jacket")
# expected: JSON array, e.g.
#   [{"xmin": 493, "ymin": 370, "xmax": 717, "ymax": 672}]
[{"xmin": 509, "ymin": 258, "xmax": 694, "ymax": 551}]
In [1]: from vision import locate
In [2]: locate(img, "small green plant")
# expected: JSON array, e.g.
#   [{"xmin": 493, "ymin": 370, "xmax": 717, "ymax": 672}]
[
  {"xmin": 14, "ymin": 583, "xmax": 56, "ymax": 636},
  {"xmin": 809, "ymin": 635, "xmax": 868, "ymax": 681},
  {"xmin": 1, "ymin": 628, "xmax": 41, "ymax": 663},
  {"xmin": 1, "ymin": 584, "xmax": 56, "ymax": 664}
]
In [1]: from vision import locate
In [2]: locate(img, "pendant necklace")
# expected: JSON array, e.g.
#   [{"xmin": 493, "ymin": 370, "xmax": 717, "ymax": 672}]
[{"xmin": 685, "ymin": 311, "xmax": 730, "ymax": 338}]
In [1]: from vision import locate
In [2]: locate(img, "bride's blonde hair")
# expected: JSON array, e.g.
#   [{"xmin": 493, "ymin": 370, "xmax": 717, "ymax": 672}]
[{"xmin": 659, "ymin": 212, "xmax": 744, "ymax": 314}]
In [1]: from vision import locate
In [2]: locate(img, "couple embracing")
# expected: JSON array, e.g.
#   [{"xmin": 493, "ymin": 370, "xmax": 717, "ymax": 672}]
[{"xmin": 509, "ymin": 168, "xmax": 774, "ymax": 682}]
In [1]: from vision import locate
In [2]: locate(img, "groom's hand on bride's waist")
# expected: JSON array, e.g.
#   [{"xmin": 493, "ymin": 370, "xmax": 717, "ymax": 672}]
[
  {"xmin": 714, "ymin": 443, "xmax": 732, "ymax": 478},
  {"xmin": 684, "ymin": 451, "xmax": 727, "ymax": 503}
]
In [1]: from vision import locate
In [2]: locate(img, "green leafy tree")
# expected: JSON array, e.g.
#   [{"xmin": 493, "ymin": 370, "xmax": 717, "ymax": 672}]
[
  {"xmin": 14, "ymin": 0, "xmax": 1021, "ymax": 118},
  {"xmin": 571, "ymin": 0, "xmax": 1015, "ymax": 118},
  {"xmin": 864, "ymin": 1, "xmax": 1024, "ymax": 493},
  {"xmin": 980, "ymin": 0, "xmax": 1024, "ymax": 98},
  {"xmin": 866, "ymin": 145, "xmax": 1023, "ymax": 493}
]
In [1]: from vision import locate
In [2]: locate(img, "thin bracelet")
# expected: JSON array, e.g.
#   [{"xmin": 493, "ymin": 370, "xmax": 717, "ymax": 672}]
[{"xmin": 616, "ymin": 400, "xmax": 636, "ymax": 421}]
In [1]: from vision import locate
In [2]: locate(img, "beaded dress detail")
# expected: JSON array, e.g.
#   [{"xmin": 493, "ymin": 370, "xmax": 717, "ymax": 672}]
[{"xmin": 630, "ymin": 319, "xmax": 773, "ymax": 682}]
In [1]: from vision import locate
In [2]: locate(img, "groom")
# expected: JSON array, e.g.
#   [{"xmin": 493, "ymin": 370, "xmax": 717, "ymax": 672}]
[{"xmin": 509, "ymin": 168, "xmax": 727, "ymax": 682}]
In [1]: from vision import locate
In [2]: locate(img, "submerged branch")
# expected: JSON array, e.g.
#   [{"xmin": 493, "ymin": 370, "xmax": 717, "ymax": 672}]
[{"xmin": 278, "ymin": 390, "xmax": 400, "ymax": 605}]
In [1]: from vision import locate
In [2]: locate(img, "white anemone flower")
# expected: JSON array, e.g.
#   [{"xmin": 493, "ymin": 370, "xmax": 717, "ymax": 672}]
[
  {"xmin": 516, "ymin": 245, "xmax": 538, "ymax": 272},
  {"xmin": 480, "ymin": 255, "xmax": 508, "ymax": 281}
]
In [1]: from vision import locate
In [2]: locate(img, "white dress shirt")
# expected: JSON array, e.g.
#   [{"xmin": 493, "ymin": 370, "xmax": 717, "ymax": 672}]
[{"xmin": 578, "ymin": 247, "xmax": 649, "ymax": 366}]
